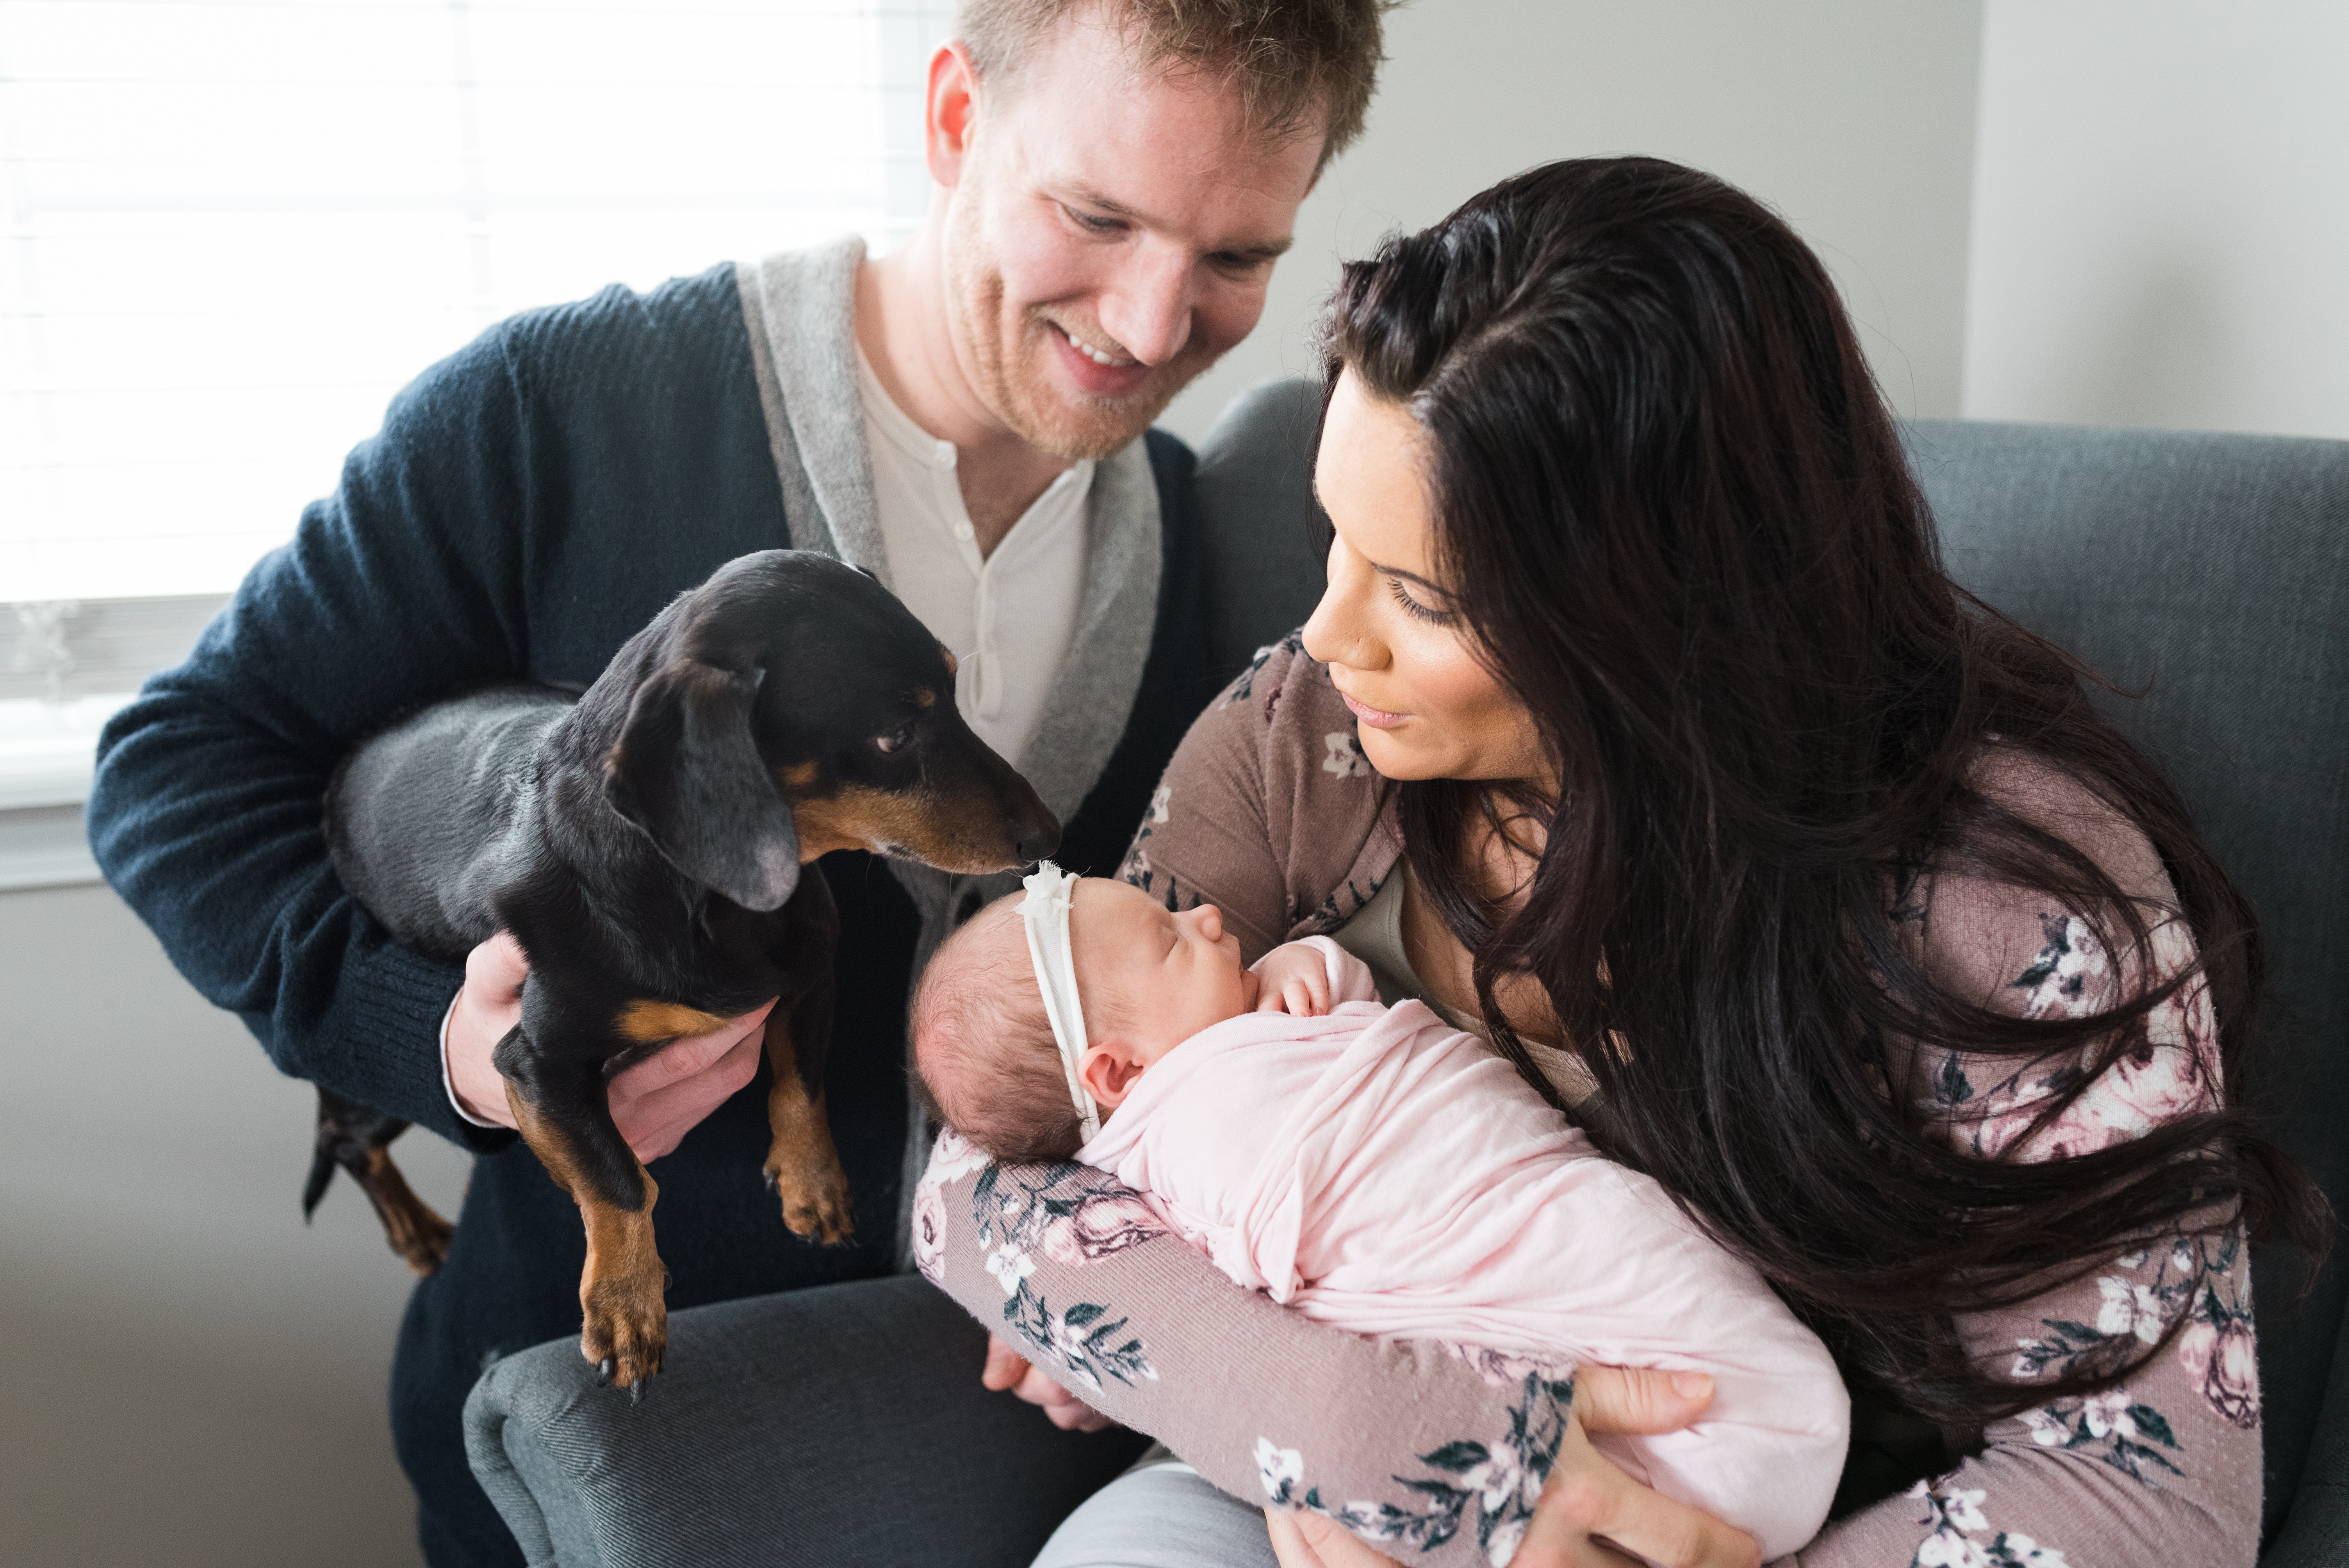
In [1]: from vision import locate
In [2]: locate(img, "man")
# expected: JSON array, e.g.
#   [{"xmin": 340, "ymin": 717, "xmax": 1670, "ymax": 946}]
[{"xmin": 87, "ymin": 1, "xmax": 1385, "ymax": 1563}]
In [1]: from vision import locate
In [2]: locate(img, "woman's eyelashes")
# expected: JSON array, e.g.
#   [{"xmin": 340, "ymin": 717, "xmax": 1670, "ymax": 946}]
[{"xmin": 1386, "ymin": 574, "xmax": 1459, "ymax": 625}]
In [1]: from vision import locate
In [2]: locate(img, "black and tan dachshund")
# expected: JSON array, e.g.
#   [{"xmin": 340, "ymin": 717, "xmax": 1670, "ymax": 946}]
[{"xmin": 306, "ymin": 549, "xmax": 1058, "ymax": 1391}]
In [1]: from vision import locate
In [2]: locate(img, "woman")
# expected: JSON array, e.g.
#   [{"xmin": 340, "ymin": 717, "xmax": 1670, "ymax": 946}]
[{"xmin": 919, "ymin": 157, "xmax": 2323, "ymax": 1567}]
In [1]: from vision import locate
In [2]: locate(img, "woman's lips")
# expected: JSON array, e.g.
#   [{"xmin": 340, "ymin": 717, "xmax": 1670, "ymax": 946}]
[{"xmin": 1338, "ymin": 690, "xmax": 1408, "ymax": 729}]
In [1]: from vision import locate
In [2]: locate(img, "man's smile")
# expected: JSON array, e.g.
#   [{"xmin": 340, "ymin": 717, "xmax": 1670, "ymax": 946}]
[
  {"xmin": 1043, "ymin": 319, "xmax": 1155, "ymax": 399},
  {"xmin": 1050, "ymin": 319, "xmax": 1137, "ymax": 367}
]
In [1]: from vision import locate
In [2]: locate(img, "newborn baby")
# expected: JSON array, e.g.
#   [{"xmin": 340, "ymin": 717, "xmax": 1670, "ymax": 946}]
[{"xmin": 913, "ymin": 866, "xmax": 1849, "ymax": 1561}]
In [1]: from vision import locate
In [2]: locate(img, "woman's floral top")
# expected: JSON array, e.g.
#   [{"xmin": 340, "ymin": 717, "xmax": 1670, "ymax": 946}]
[{"xmin": 918, "ymin": 640, "xmax": 2263, "ymax": 1568}]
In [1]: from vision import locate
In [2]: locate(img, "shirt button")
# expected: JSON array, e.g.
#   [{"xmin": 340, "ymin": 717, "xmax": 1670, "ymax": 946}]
[{"xmin": 953, "ymin": 520, "xmax": 974, "ymax": 542}]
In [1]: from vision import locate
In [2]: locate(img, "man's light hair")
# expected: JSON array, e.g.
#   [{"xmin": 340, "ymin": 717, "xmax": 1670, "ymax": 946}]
[{"xmin": 957, "ymin": 0, "xmax": 1394, "ymax": 171}]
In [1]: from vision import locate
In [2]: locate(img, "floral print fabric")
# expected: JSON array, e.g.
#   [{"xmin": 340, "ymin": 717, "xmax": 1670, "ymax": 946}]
[
  {"xmin": 1915, "ymin": 909, "xmax": 2222, "ymax": 1164},
  {"xmin": 916, "ymin": 1127, "xmax": 1580, "ymax": 1566},
  {"xmin": 1253, "ymin": 1355, "xmax": 1576, "ymax": 1568},
  {"xmin": 916, "ymin": 1130, "xmax": 1163, "ymax": 1395}
]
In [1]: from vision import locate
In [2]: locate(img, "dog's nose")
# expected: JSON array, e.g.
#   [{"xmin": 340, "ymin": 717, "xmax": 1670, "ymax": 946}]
[{"xmin": 1014, "ymin": 811, "xmax": 1060, "ymax": 865}]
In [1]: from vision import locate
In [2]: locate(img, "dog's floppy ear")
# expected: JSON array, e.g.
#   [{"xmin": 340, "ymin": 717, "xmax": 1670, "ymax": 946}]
[{"xmin": 604, "ymin": 661, "xmax": 800, "ymax": 910}]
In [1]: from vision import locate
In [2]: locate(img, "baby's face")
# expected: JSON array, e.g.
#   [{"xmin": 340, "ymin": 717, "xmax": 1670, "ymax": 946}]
[{"xmin": 1072, "ymin": 878, "xmax": 1260, "ymax": 1060}]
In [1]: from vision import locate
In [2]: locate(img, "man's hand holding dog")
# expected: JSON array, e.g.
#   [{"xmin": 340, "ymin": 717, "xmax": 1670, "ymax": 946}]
[{"xmin": 446, "ymin": 931, "xmax": 773, "ymax": 1160}]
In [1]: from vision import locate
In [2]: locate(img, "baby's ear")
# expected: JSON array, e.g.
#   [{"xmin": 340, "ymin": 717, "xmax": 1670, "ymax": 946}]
[{"xmin": 1079, "ymin": 1041, "xmax": 1146, "ymax": 1108}]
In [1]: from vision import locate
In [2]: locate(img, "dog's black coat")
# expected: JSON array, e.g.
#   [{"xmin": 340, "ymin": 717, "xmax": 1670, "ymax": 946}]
[{"xmin": 314, "ymin": 549, "xmax": 1057, "ymax": 1383}]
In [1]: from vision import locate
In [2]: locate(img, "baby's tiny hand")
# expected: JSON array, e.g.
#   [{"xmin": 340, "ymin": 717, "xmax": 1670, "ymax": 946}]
[{"xmin": 1254, "ymin": 943, "xmax": 1333, "ymax": 1017}]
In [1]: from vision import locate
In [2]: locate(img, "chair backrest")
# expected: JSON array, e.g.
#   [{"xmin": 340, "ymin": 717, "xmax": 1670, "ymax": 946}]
[
  {"xmin": 1194, "ymin": 378, "xmax": 1329, "ymax": 682},
  {"xmin": 1193, "ymin": 378, "xmax": 2349, "ymax": 1545}
]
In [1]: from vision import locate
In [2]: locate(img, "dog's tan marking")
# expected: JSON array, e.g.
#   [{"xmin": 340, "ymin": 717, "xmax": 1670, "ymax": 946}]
[
  {"xmin": 943, "ymin": 650, "xmax": 959, "ymax": 675},
  {"xmin": 913, "ymin": 687, "xmax": 937, "ymax": 708},
  {"xmin": 762, "ymin": 1011, "xmax": 853, "ymax": 1245},
  {"xmin": 577, "ymin": 1185, "xmax": 666, "ymax": 1388},
  {"xmin": 507, "ymin": 1084, "xmax": 667, "ymax": 1388},
  {"xmin": 615, "ymin": 999, "xmax": 731, "ymax": 1044},
  {"xmin": 356, "ymin": 1146, "xmax": 455, "ymax": 1276},
  {"xmin": 789, "ymin": 782, "xmax": 1026, "ymax": 872},
  {"xmin": 778, "ymin": 760, "xmax": 819, "ymax": 791}
]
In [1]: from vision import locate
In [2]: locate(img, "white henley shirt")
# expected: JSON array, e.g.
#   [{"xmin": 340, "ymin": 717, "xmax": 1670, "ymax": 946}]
[{"xmin": 856, "ymin": 347, "xmax": 1091, "ymax": 770}]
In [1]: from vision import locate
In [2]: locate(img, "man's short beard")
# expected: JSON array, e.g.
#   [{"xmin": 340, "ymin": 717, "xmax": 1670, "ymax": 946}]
[{"xmin": 943, "ymin": 182, "xmax": 1219, "ymax": 461}]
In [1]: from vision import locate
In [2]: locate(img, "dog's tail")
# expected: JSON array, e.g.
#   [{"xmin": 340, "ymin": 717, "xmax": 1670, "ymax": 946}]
[
  {"xmin": 304, "ymin": 1084, "xmax": 364, "ymax": 1221},
  {"xmin": 301, "ymin": 1139, "xmax": 338, "ymax": 1221}
]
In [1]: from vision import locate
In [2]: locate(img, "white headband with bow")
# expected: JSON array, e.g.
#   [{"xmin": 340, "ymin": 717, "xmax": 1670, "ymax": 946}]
[{"xmin": 1019, "ymin": 861, "xmax": 1101, "ymax": 1145}]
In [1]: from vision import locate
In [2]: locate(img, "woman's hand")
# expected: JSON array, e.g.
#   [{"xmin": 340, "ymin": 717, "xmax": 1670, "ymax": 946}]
[
  {"xmin": 1263, "ymin": 1366, "xmax": 1761, "ymax": 1568},
  {"xmin": 1517, "ymin": 1367, "xmax": 1761, "ymax": 1568},
  {"xmin": 981, "ymin": 1334, "xmax": 1116, "ymax": 1432},
  {"xmin": 445, "ymin": 930, "xmax": 773, "ymax": 1160}
]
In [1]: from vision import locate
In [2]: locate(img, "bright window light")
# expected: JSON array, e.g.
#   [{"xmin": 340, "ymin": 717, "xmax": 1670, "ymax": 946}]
[{"xmin": 0, "ymin": 0, "xmax": 950, "ymax": 603}]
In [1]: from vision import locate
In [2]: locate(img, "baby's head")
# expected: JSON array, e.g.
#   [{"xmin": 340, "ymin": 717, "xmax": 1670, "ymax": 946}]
[{"xmin": 912, "ymin": 875, "xmax": 1258, "ymax": 1160}]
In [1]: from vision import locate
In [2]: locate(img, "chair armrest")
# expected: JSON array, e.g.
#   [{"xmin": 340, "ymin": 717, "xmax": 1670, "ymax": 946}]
[{"xmin": 463, "ymin": 1274, "xmax": 1148, "ymax": 1568}]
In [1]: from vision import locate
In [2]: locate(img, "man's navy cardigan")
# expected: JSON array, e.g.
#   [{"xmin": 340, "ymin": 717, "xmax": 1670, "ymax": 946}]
[{"xmin": 86, "ymin": 262, "xmax": 1208, "ymax": 1568}]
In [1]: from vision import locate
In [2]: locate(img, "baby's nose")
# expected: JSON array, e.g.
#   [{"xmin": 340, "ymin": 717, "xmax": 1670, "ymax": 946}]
[{"xmin": 1191, "ymin": 904, "xmax": 1224, "ymax": 941}]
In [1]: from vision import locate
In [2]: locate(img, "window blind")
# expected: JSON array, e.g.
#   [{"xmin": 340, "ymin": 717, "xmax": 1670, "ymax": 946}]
[{"xmin": 1, "ymin": 0, "xmax": 952, "ymax": 603}]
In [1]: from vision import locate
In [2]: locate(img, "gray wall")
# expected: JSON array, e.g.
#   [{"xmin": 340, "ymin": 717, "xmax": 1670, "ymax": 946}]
[
  {"xmin": 1163, "ymin": 0, "xmax": 1986, "ymax": 444},
  {"xmin": 1960, "ymin": 0, "xmax": 2349, "ymax": 440},
  {"xmin": 0, "ymin": 883, "xmax": 465, "ymax": 1566}
]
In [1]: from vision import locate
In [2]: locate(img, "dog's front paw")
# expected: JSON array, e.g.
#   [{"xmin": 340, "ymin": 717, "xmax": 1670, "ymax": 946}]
[
  {"xmin": 579, "ymin": 1276, "xmax": 667, "ymax": 1394},
  {"xmin": 763, "ymin": 1143, "xmax": 854, "ymax": 1246}
]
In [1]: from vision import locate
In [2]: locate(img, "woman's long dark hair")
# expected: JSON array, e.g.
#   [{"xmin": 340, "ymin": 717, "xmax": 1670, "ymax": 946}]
[{"xmin": 1323, "ymin": 157, "xmax": 2328, "ymax": 1427}]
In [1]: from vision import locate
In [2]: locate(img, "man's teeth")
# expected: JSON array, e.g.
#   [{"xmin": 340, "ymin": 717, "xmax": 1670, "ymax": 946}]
[{"xmin": 1062, "ymin": 328, "xmax": 1134, "ymax": 367}]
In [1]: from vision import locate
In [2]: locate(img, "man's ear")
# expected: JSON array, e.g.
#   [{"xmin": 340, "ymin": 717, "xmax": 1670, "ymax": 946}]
[
  {"xmin": 604, "ymin": 661, "xmax": 800, "ymax": 911},
  {"xmin": 925, "ymin": 39, "xmax": 981, "ymax": 187},
  {"xmin": 1079, "ymin": 1041, "xmax": 1146, "ymax": 1109}
]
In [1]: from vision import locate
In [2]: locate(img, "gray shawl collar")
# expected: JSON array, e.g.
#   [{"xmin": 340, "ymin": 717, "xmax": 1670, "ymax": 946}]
[{"xmin": 736, "ymin": 240, "xmax": 1164, "ymax": 1260}]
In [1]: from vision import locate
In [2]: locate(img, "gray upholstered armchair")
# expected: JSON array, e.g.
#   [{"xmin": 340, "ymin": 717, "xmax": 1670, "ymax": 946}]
[{"xmin": 463, "ymin": 380, "xmax": 2349, "ymax": 1567}]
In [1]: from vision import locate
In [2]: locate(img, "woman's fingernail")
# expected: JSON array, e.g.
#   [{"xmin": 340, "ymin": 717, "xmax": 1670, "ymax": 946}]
[{"xmin": 1672, "ymin": 1372, "xmax": 1713, "ymax": 1399}]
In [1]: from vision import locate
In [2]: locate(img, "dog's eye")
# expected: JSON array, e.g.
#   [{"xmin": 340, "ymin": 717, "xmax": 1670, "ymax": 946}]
[{"xmin": 873, "ymin": 726, "xmax": 914, "ymax": 755}]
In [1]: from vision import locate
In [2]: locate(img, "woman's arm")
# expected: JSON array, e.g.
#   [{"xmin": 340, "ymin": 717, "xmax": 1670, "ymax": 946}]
[
  {"xmin": 1119, "ymin": 636, "xmax": 1398, "ymax": 961},
  {"xmin": 919, "ymin": 1132, "xmax": 1570, "ymax": 1567},
  {"xmin": 1787, "ymin": 761, "xmax": 2261, "ymax": 1566},
  {"xmin": 924, "ymin": 1133, "xmax": 1756, "ymax": 1568},
  {"xmin": 1784, "ymin": 1222, "xmax": 2258, "ymax": 1568}
]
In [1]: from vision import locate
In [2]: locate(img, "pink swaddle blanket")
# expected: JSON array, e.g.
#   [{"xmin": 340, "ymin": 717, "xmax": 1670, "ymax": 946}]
[{"xmin": 1076, "ymin": 938, "xmax": 1849, "ymax": 1561}]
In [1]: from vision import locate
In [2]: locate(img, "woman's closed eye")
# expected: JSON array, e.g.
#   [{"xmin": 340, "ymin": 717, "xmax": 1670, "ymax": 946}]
[{"xmin": 1387, "ymin": 574, "xmax": 1459, "ymax": 625}]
